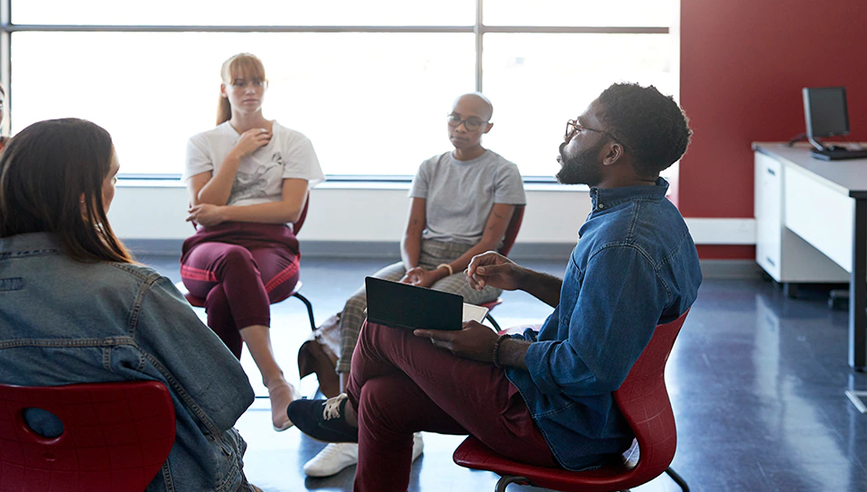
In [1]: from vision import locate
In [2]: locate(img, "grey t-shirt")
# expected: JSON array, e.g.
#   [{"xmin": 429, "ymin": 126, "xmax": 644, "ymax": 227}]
[{"xmin": 409, "ymin": 150, "xmax": 526, "ymax": 244}]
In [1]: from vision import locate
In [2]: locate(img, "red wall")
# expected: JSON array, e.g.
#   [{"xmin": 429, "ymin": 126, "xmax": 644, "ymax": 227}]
[{"xmin": 679, "ymin": 0, "xmax": 867, "ymax": 258}]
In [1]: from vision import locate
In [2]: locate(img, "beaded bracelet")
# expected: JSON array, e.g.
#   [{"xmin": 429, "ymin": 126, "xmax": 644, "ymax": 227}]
[
  {"xmin": 437, "ymin": 263, "xmax": 454, "ymax": 276},
  {"xmin": 492, "ymin": 334, "xmax": 509, "ymax": 367}
]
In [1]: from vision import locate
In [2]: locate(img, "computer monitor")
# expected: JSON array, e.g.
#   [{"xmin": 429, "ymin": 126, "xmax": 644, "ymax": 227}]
[{"xmin": 803, "ymin": 86, "xmax": 849, "ymax": 149}]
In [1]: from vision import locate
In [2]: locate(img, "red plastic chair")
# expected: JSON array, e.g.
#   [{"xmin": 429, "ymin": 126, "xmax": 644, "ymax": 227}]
[
  {"xmin": 0, "ymin": 381, "xmax": 176, "ymax": 492},
  {"xmin": 453, "ymin": 310, "xmax": 691, "ymax": 492},
  {"xmin": 478, "ymin": 205, "xmax": 525, "ymax": 331},
  {"xmin": 181, "ymin": 195, "xmax": 316, "ymax": 331}
]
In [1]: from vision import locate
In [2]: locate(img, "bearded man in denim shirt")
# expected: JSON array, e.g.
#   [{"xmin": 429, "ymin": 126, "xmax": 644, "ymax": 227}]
[{"xmin": 288, "ymin": 83, "xmax": 702, "ymax": 492}]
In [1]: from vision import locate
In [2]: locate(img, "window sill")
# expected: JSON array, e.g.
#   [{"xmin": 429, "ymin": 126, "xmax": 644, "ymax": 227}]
[{"xmin": 116, "ymin": 176, "xmax": 588, "ymax": 192}]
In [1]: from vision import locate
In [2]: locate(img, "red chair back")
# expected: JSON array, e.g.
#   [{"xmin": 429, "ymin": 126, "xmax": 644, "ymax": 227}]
[
  {"xmin": 478, "ymin": 206, "xmax": 525, "ymax": 324},
  {"xmin": 0, "ymin": 381, "xmax": 176, "ymax": 492},
  {"xmin": 497, "ymin": 205, "xmax": 525, "ymax": 257},
  {"xmin": 292, "ymin": 193, "xmax": 310, "ymax": 236},
  {"xmin": 612, "ymin": 309, "xmax": 689, "ymax": 484},
  {"xmin": 453, "ymin": 310, "xmax": 690, "ymax": 491}
]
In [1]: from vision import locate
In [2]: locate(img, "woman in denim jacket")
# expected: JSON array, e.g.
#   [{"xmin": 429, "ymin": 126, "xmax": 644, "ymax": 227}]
[{"xmin": 0, "ymin": 118, "xmax": 259, "ymax": 492}]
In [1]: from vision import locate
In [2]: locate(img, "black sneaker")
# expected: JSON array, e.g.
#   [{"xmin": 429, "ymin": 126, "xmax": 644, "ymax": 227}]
[{"xmin": 287, "ymin": 393, "xmax": 359, "ymax": 443}]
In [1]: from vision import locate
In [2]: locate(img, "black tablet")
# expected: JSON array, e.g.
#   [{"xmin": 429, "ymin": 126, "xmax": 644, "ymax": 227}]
[{"xmin": 365, "ymin": 277, "xmax": 465, "ymax": 331}]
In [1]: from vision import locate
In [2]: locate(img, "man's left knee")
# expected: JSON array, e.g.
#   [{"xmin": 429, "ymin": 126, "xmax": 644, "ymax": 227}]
[{"xmin": 358, "ymin": 376, "xmax": 409, "ymax": 427}]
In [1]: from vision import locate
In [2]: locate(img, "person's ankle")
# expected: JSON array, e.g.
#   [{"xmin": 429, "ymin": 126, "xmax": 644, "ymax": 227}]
[
  {"xmin": 343, "ymin": 398, "xmax": 358, "ymax": 428},
  {"xmin": 263, "ymin": 373, "xmax": 287, "ymax": 388}
]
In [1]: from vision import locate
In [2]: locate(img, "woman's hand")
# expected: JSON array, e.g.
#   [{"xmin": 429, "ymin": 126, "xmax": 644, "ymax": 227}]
[
  {"xmin": 231, "ymin": 127, "xmax": 272, "ymax": 158},
  {"xmin": 187, "ymin": 203, "xmax": 227, "ymax": 227},
  {"xmin": 400, "ymin": 266, "xmax": 446, "ymax": 288}
]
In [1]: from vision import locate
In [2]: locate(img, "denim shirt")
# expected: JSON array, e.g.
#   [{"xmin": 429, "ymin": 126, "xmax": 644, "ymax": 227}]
[
  {"xmin": 506, "ymin": 178, "xmax": 702, "ymax": 471},
  {"xmin": 0, "ymin": 233, "xmax": 256, "ymax": 492}
]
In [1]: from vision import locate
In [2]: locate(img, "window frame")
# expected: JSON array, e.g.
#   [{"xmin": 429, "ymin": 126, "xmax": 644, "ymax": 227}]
[{"xmin": 0, "ymin": 0, "xmax": 672, "ymax": 183}]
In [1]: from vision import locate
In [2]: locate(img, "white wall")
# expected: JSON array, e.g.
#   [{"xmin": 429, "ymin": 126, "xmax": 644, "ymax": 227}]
[{"xmin": 106, "ymin": 182, "xmax": 755, "ymax": 247}]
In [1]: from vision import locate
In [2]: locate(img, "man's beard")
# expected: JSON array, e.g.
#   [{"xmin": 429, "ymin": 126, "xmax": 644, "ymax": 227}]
[{"xmin": 556, "ymin": 141, "xmax": 604, "ymax": 186}]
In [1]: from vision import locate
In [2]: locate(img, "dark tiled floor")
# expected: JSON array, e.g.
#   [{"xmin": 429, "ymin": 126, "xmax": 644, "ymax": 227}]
[{"xmin": 140, "ymin": 254, "xmax": 867, "ymax": 492}]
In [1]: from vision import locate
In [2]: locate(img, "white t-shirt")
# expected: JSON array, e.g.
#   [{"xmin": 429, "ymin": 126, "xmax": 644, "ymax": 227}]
[{"xmin": 184, "ymin": 121, "xmax": 325, "ymax": 207}]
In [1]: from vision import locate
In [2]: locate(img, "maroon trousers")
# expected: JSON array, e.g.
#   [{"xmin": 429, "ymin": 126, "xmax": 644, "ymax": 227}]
[
  {"xmin": 346, "ymin": 321, "xmax": 557, "ymax": 492},
  {"xmin": 180, "ymin": 222, "xmax": 300, "ymax": 358}
]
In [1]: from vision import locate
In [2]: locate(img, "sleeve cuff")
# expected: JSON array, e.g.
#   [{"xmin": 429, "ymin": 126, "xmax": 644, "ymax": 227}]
[{"xmin": 524, "ymin": 341, "xmax": 561, "ymax": 395}]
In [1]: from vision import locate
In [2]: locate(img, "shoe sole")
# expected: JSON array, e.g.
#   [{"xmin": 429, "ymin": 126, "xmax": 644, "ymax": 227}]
[{"xmin": 305, "ymin": 462, "xmax": 356, "ymax": 478}]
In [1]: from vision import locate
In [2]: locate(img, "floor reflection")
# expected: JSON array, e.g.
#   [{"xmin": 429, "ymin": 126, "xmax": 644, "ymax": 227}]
[
  {"xmin": 669, "ymin": 280, "xmax": 865, "ymax": 491},
  {"xmin": 142, "ymin": 255, "xmax": 867, "ymax": 491}
]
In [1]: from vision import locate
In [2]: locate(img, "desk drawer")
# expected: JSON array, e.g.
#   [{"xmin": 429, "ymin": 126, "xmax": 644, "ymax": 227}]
[
  {"xmin": 785, "ymin": 165, "xmax": 854, "ymax": 272},
  {"xmin": 755, "ymin": 153, "xmax": 782, "ymax": 278}
]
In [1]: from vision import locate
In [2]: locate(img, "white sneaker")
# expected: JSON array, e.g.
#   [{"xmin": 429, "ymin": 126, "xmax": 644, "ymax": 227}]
[
  {"xmin": 302, "ymin": 432, "xmax": 424, "ymax": 478},
  {"xmin": 411, "ymin": 432, "xmax": 424, "ymax": 461},
  {"xmin": 304, "ymin": 442, "xmax": 358, "ymax": 477}
]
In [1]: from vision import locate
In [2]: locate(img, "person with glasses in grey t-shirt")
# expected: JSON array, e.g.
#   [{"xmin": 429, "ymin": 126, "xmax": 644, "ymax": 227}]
[{"xmin": 300, "ymin": 92, "xmax": 526, "ymax": 478}]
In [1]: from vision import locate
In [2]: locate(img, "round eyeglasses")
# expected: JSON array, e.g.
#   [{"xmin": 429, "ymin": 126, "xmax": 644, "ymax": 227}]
[
  {"xmin": 447, "ymin": 114, "xmax": 487, "ymax": 132},
  {"xmin": 565, "ymin": 119, "xmax": 624, "ymax": 147}
]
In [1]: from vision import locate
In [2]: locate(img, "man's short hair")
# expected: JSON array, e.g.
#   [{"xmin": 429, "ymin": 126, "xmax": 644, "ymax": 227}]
[{"xmin": 596, "ymin": 83, "xmax": 692, "ymax": 177}]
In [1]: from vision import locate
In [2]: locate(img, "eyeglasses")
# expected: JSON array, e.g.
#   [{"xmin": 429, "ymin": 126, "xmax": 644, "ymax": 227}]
[
  {"xmin": 565, "ymin": 119, "xmax": 624, "ymax": 147},
  {"xmin": 447, "ymin": 114, "xmax": 487, "ymax": 132}
]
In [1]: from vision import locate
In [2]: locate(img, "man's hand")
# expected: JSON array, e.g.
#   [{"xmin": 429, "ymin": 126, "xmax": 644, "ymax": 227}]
[
  {"xmin": 187, "ymin": 203, "xmax": 227, "ymax": 227},
  {"xmin": 400, "ymin": 266, "xmax": 445, "ymax": 288},
  {"xmin": 414, "ymin": 321, "xmax": 499, "ymax": 364},
  {"xmin": 466, "ymin": 251, "xmax": 525, "ymax": 291}
]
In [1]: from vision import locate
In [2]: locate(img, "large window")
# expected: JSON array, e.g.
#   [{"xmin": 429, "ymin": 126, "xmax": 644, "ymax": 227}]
[{"xmin": 2, "ymin": 0, "xmax": 677, "ymax": 179}]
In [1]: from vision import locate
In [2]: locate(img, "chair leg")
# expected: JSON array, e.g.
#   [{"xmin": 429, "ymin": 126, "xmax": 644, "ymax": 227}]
[
  {"xmin": 293, "ymin": 292, "xmax": 316, "ymax": 331},
  {"xmin": 496, "ymin": 475, "xmax": 529, "ymax": 492},
  {"xmin": 665, "ymin": 466, "xmax": 690, "ymax": 492},
  {"xmin": 485, "ymin": 313, "xmax": 502, "ymax": 332}
]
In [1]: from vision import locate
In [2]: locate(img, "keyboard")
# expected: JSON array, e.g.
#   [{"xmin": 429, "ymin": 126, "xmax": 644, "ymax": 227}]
[{"xmin": 810, "ymin": 149, "xmax": 867, "ymax": 161}]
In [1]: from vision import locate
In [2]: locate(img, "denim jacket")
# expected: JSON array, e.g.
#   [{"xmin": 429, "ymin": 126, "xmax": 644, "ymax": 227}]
[
  {"xmin": 506, "ymin": 178, "xmax": 702, "ymax": 471},
  {"xmin": 0, "ymin": 233, "xmax": 256, "ymax": 492}
]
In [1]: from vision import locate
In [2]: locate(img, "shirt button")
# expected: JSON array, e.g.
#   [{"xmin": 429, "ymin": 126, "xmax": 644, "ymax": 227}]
[{"xmin": 598, "ymin": 204, "xmax": 605, "ymax": 209}]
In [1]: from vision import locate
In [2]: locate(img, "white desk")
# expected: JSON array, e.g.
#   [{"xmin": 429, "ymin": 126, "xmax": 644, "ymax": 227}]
[{"xmin": 753, "ymin": 142, "xmax": 867, "ymax": 369}]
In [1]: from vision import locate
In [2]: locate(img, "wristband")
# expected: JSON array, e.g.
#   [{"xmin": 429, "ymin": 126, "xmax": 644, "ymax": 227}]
[
  {"xmin": 437, "ymin": 263, "xmax": 454, "ymax": 276},
  {"xmin": 492, "ymin": 334, "xmax": 509, "ymax": 367}
]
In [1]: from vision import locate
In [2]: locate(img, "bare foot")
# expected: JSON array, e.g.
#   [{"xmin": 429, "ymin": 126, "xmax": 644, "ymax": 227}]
[{"xmin": 267, "ymin": 380, "xmax": 300, "ymax": 431}]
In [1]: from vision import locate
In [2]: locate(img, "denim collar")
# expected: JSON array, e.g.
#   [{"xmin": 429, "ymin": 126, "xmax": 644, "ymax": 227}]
[
  {"xmin": 589, "ymin": 177, "xmax": 669, "ymax": 212},
  {"xmin": 0, "ymin": 232, "xmax": 60, "ymax": 254}
]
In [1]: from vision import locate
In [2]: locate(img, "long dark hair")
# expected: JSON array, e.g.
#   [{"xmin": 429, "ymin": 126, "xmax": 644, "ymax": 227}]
[
  {"xmin": 0, "ymin": 118, "xmax": 133, "ymax": 263},
  {"xmin": 216, "ymin": 53, "xmax": 267, "ymax": 126}
]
